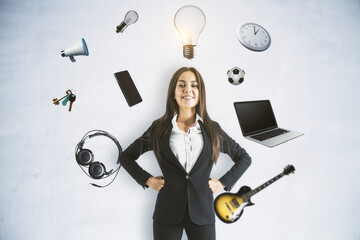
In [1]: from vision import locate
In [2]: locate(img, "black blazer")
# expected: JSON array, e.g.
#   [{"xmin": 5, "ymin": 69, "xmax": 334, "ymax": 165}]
[{"xmin": 120, "ymin": 121, "xmax": 251, "ymax": 225}]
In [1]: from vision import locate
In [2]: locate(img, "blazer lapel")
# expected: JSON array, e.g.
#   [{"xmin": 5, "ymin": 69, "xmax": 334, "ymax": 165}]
[{"xmin": 161, "ymin": 131, "xmax": 188, "ymax": 174}]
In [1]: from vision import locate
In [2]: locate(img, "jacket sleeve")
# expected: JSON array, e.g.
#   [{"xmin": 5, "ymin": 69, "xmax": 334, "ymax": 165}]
[
  {"xmin": 119, "ymin": 123, "xmax": 154, "ymax": 188},
  {"xmin": 217, "ymin": 122, "xmax": 252, "ymax": 191}
]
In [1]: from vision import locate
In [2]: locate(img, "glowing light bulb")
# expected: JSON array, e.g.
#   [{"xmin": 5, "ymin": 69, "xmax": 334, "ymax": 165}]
[
  {"xmin": 116, "ymin": 10, "xmax": 139, "ymax": 33},
  {"xmin": 174, "ymin": 5, "xmax": 206, "ymax": 59}
]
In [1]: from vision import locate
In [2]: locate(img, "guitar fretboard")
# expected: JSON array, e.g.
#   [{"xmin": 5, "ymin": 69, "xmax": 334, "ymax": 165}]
[{"xmin": 243, "ymin": 172, "xmax": 285, "ymax": 200}]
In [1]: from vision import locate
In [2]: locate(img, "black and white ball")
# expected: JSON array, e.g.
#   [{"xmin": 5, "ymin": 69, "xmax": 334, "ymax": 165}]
[{"xmin": 227, "ymin": 67, "xmax": 245, "ymax": 85}]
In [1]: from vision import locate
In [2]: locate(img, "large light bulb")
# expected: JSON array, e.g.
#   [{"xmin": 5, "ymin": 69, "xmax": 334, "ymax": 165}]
[
  {"xmin": 174, "ymin": 5, "xmax": 206, "ymax": 59},
  {"xmin": 116, "ymin": 10, "xmax": 139, "ymax": 33}
]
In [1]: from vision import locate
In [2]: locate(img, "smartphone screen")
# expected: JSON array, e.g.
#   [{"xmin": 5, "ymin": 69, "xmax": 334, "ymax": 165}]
[{"xmin": 114, "ymin": 70, "xmax": 142, "ymax": 107}]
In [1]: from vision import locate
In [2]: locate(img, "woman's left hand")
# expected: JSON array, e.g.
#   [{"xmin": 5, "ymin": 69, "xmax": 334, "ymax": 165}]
[{"xmin": 208, "ymin": 178, "xmax": 225, "ymax": 193}]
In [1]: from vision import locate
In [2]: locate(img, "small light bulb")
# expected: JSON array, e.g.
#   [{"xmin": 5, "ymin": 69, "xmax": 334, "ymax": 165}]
[
  {"xmin": 174, "ymin": 5, "xmax": 206, "ymax": 59},
  {"xmin": 116, "ymin": 10, "xmax": 139, "ymax": 33}
]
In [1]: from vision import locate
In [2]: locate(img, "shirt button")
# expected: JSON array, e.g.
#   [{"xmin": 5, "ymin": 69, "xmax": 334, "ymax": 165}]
[{"xmin": 185, "ymin": 175, "xmax": 189, "ymax": 179}]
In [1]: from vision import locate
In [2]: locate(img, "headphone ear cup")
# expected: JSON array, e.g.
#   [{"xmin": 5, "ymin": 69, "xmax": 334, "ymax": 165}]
[
  {"xmin": 89, "ymin": 162, "xmax": 106, "ymax": 179},
  {"xmin": 77, "ymin": 149, "xmax": 94, "ymax": 166}
]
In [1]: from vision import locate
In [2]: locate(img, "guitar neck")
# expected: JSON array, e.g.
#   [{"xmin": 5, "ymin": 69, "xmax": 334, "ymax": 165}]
[{"xmin": 243, "ymin": 172, "xmax": 285, "ymax": 199}]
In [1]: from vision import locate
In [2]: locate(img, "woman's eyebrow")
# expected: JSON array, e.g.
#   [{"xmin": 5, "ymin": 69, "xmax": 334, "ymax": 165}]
[{"xmin": 177, "ymin": 80, "xmax": 198, "ymax": 82}]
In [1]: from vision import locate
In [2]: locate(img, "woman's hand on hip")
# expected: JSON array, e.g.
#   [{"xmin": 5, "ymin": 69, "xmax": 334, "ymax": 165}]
[
  {"xmin": 146, "ymin": 176, "xmax": 165, "ymax": 192},
  {"xmin": 209, "ymin": 178, "xmax": 225, "ymax": 193}
]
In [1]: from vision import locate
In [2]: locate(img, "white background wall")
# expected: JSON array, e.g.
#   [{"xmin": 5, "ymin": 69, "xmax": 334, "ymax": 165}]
[{"xmin": 0, "ymin": 0, "xmax": 359, "ymax": 239}]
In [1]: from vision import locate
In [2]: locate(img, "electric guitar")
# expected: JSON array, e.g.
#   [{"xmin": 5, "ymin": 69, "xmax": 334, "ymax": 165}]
[{"xmin": 214, "ymin": 165, "xmax": 295, "ymax": 224}]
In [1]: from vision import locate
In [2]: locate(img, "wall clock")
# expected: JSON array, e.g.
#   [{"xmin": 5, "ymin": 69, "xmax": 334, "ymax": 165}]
[{"xmin": 236, "ymin": 23, "xmax": 271, "ymax": 51}]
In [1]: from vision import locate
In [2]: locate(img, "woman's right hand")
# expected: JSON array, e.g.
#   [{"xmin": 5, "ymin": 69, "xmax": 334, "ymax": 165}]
[{"xmin": 146, "ymin": 176, "xmax": 165, "ymax": 192}]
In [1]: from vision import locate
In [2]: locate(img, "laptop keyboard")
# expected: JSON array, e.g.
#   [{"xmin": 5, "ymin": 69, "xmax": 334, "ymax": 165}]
[{"xmin": 251, "ymin": 128, "xmax": 289, "ymax": 141}]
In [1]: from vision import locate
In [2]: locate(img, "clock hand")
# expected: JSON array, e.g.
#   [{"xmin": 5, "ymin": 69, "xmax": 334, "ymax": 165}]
[{"xmin": 254, "ymin": 26, "xmax": 259, "ymax": 35}]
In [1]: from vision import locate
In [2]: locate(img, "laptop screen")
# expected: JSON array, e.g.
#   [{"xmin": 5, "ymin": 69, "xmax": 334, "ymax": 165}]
[{"xmin": 234, "ymin": 100, "xmax": 278, "ymax": 136}]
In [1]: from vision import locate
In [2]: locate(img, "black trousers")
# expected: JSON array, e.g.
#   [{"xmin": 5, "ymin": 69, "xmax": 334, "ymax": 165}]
[{"xmin": 153, "ymin": 205, "xmax": 216, "ymax": 240}]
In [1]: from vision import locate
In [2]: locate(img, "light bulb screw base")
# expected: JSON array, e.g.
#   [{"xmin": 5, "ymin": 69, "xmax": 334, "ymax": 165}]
[
  {"xmin": 116, "ymin": 22, "xmax": 127, "ymax": 33},
  {"xmin": 183, "ymin": 45, "xmax": 196, "ymax": 59}
]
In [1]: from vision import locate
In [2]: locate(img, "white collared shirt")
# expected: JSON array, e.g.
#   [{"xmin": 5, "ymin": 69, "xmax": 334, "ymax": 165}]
[{"xmin": 169, "ymin": 114, "xmax": 204, "ymax": 173}]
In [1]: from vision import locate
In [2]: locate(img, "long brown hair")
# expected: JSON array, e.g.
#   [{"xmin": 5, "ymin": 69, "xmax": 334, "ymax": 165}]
[{"xmin": 151, "ymin": 67, "xmax": 220, "ymax": 164}]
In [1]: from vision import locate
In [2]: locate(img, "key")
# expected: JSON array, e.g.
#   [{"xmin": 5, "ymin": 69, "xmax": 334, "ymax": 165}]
[
  {"xmin": 61, "ymin": 94, "xmax": 71, "ymax": 106},
  {"xmin": 68, "ymin": 94, "xmax": 76, "ymax": 112},
  {"xmin": 53, "ymin": 90, "xmax": 72, "ymax": 105},
  {"xmin": 53, "ymin": 94, "xmax": 67, "ymax": 105}
]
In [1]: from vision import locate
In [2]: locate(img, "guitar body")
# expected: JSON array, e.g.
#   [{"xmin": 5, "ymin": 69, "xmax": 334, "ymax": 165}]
[{"xmin": 214, "ymin": 186, "xmax": 254, "ymax": 223}]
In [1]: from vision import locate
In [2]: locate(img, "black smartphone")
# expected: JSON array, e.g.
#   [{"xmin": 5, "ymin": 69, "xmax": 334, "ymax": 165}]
[{"xmin": 114, "ymin": 70, "xmax": 142, "ymax": 107}]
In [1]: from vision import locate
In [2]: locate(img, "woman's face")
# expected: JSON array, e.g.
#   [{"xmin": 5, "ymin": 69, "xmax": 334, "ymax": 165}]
[{"xmin": 174, "ymin": 71, "xmax": 200, "ymax": 111}]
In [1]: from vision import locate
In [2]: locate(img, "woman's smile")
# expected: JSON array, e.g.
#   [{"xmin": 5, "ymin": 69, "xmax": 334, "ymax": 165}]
[{"xmin": 182, "ymin": 95, "xmax": 195, "ymax": 100}]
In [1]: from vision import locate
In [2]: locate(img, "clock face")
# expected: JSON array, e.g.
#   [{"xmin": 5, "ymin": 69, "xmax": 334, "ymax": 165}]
[{"xmin": 237, "ymin": 23, "xmax": 271, "ymax": 51}]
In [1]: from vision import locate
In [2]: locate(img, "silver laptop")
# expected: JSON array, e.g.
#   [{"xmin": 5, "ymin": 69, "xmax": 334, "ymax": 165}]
[{"xmin": 233, "ymin": 100, "xmax": 303, "ymax": 147}]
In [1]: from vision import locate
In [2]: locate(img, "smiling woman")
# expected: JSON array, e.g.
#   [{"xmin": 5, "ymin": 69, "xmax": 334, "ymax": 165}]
[{"xmin": 119, "ymin": 67, "xmax": 252, "ymax": 240}]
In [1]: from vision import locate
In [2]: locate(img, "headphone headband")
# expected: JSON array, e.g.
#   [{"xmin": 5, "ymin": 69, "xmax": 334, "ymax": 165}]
[{"xmin": 77, "ymin": 130, "xmax": 122, "ymax": 162}]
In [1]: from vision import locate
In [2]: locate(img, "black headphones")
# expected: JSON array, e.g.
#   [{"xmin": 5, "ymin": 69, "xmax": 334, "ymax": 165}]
[{"xmin": 75, "ymin": 130, "xmax": 122, "ymax": 188}]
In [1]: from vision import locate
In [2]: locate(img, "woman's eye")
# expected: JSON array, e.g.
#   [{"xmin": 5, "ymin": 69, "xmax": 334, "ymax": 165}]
[{"xmin": 192, "ymin": 84, "xmax": 199, "ymax": 88}]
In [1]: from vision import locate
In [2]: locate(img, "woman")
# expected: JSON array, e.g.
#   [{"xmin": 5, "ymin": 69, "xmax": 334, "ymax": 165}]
[{"xmin": 120, "ymin": 67, "xmax": 251, "ymax": 240}]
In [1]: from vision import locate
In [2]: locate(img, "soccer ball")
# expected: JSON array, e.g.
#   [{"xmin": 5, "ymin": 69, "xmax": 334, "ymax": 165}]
[{"xmin": 227, "ymin": 67, "xmax": 245, "ymax": 85}]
